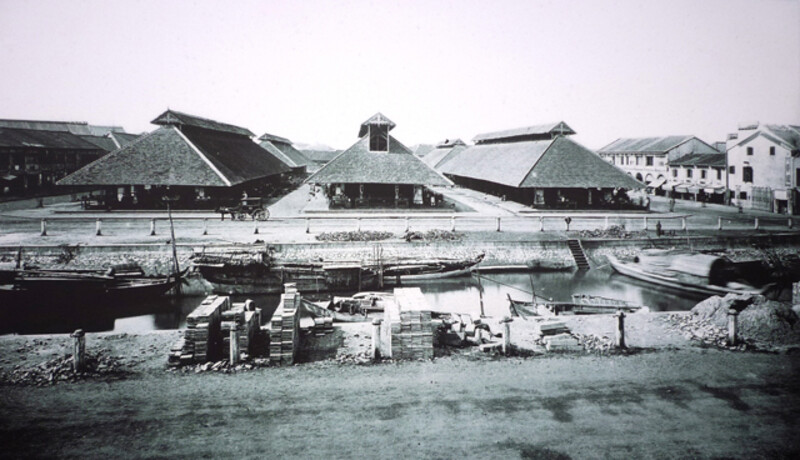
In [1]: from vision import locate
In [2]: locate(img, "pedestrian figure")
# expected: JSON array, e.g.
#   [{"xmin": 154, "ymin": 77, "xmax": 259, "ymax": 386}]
[{"xmin": 656, "ymin": 220, "xmax": 662, "ymax": 237}]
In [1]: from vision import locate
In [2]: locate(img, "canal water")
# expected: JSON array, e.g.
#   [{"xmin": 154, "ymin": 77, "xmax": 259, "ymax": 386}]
[{"xmin": 2, "ymin": 268, "xmax": 705, "ymax": 335}]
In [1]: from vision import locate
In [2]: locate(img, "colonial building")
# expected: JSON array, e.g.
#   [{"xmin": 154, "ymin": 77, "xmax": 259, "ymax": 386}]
[
  {"xmin": 666, "ymin": 153, "xmax": 727, "ymax": 203},
  {"xmin": 0, "ymin": 126, "xmax": 105, "ymax": 196},
  {"xmin": 58, "ymin": 109, "xmax": 291, "ymax": 209},
  {"xmin": 258, "ymin": 133, "xmax": 312, "ymax": 175},
  {"xmin": 438, "ymin": 122, "xmax": 643, "ymax": 209},
  {"xmin": 597, "ymin": 135, "xmax": 719, "ymax": 193},
  {"xmin": 307, "ymin": 113, "xmax": 452, "ymax": 208},
  {"xmin": 726, "ymin": 122, "xmax": 800, "ymax": 214}
]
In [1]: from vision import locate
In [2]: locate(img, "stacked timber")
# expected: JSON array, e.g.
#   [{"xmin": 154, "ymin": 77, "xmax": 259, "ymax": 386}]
[
  {"xmin": 269, "ymin": 284, "xmax": 302, "ymax": 366},
  {"xmin": 543, "ymin": 333, "xmax": 583, "ymax": 352},
  {"xmin": 386, "ymin": 288, "xmax": 434, "ymax": 360},
  {"xmin": 537, "ymin": 320, "xmax": 569, "ymax": 337},
  {"xmin": 168, "ymin": 295, "xmax": 230, "ymax": 366}
]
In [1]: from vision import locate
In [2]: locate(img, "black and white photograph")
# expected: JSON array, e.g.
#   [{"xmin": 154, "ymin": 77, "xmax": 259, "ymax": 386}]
[{"xmin": 1, "ymin": 0, "xmax": 799, "ymax": 458}]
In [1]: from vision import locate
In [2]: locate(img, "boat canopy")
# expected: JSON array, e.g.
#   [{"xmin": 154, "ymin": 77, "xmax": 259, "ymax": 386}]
[{"xmin": 668, "ymin": 254, "xmax": 733, "ymax": 286}]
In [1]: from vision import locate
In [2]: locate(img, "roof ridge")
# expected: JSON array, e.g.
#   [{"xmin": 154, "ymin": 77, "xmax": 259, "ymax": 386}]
[
  {"xmin": 171, "ymin": 126, "xmax": 232, "ymax": 186},
  {"xmin": 517, "ymin": 137, "xmax": 557, "ymax": 187}
]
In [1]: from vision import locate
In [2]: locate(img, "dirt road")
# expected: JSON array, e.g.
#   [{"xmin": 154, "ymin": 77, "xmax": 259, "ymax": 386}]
[{"xmin": 2, "ymin": 345, "xmax": 799, "ymax": 459}]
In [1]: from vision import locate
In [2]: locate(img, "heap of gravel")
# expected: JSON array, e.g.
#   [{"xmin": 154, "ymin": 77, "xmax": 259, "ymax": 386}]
[{"xmin": 692, "ymin": 293, "xmax": 800, "ymax": 345}]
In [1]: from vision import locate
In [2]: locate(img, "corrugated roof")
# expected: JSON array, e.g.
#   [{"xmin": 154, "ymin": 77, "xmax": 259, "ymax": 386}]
[
  {"xmin": 0, "ymin": 127, "xmax": 103, "ymax": 150},
  {"xmin": 307, "ymin": 135, "xmax": 452, "ymax": 186},
  {"xmin": 58, "ymin": 125, "xmax": 290, "ymax": 187},
  {"xmin": 79, "ymin": 134, "xmax": 119, "ymax": 152},
  {"xmin": 440, "ymin": 136, "xmax": 643, "ymax": 189},
  {"xmin": 151, "ymin": 109, "xmax": 254, "ymax": 137},
  {"xmin": 358, "ymin": 113, "xmax": 396, "ymax": 137},
  {"xmin": 669, "ymin": 153, "xmax": 726, "ymax": 167},
  {"xmin": 473, "ymin": 122, "xmax": 574, "ymax": 143},
  {"xmin": 598, "ymin": 136, "xmax": 693, "ymax": 154},
  {"xmin": 0, "ymin": 119, "xmax": 125, "ymax": 136},
  {"xmin": 258, "ymin": 132, "xmax": 292, "ymax": 144},
  {"xmin": 111, "ymin": 132, "xmax": 142, "ymax": 148}
]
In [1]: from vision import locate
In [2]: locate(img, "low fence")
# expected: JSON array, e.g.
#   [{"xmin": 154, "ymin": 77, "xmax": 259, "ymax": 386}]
[{"xmin": 21, "ymin": 213, "xmax": 798, "ymax": 238}]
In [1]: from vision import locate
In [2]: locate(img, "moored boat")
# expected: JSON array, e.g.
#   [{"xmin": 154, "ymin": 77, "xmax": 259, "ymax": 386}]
[
  {"xmin": 507, "ymin": 293, "xmax": 648, "ymax": 317},
  {"xmin": 192, "ymin": 248, "xmax": 485, "ymax": 294},
  {"xmin": 606, "ymin": 252, "xmax": 769, "ymax": 297}
]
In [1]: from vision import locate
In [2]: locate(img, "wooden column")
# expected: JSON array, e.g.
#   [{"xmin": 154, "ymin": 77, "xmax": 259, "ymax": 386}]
[
  {"xmin": 727, "ymin": 308, "xmax": 739, "ymax": 346},
  {"xmin": 95, "ymin": 219, "xmax": 102, "ymax": 236},
  {"xmin": 40, "ymin": 219, "xmax": 47, "ymax": 236},
  {"xmin": 150, "ymin": 218, "xmax": 156, "ymax": 236},
  {"xmin": 230, "ymin": 328, "xmax": 240, "ymax": 364},
  {"xmin": 614, "ymin": 311, "xmax": 626, "ymax": 349},
  {"xmin": 501, "ymin": 316, "xmax": 513, "ymax": 355}
]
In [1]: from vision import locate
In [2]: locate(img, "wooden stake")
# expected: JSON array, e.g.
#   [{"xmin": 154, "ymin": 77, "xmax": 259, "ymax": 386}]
[
  {"xmin": 95, "ymin": 219, "xmax": 102, "ymax": 236},
  {"xmin": 727, "ymin": 308, "xmax": 738, "ymax": 346},
  {"xmin": 614, "ymin": 311, "xmax": 626, "ymax": 349},
  {"xmin": 230, "ymin": 328, "xmax": 240, "ymax": 364},
  {"xmin": 202, "ymin": 218, "xmax": 208, "ymax": 235},
  {"xmin": 501, "ymin": 316, "xmax": 513, "ymax": 355},
  {"xmin": 71, "ymin": 329, "xmax": 85, "ymax": 372},
  {"xmin": 40, "ymin": 219, "xmax": 47, "ymax": 236},
  {"xmin": 150, "ymin": 218, "xmax": 156, "ymax": 236}
]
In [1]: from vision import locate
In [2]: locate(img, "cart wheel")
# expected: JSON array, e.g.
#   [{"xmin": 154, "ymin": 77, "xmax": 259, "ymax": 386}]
[
  {"xmin": 255, "ymin": 209, "xmax": 269, "ymax": 221},
  {"xmin": 236, "ymin": 213, "xmax": 247, "ymax": 221}
]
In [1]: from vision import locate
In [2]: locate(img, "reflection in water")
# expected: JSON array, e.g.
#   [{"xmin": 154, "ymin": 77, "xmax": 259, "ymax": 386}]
[{"xmin": 2, "ymin": 268, "xmax": 704, "ymax": 335}]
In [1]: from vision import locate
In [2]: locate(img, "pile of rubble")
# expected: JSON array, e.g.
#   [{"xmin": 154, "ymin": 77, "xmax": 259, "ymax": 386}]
[
  {"xmin": 661, "ymin": 313, "xmax": 735, "ymax": 348},
  {"xmin": 0, "ymin": 352, "xmax": 127, "ymax": 386},
  {"xmin": 169, "ymin": 358, "xmax": 271, "ymax": 374},
  {"xmin": 315, "ymin": 230, "xmax": 394, "ymax": 242},
  {"xmin": 403, "ymin": 230, "xmax": 463, "ymax": 242},
  {"xmin": 579, "ymin": 225, "xmax": 647, "ymax": 239},
  {"xmin": 573, "ymin": 333, "xmax": 616, "ymax": 354}
]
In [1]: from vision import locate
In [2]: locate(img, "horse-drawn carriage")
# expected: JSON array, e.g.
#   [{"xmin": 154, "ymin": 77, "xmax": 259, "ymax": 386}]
[{"xmin": 217, "ymin": 196, "xmax": 270, "ymax": 221}]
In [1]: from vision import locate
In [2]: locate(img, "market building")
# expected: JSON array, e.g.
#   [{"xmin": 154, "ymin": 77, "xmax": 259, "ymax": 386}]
[
  {"xmin": 422, "ymin": 139, "xmax": 468, "ymax": 170},
  {"xmin": 0, "ymin": 126, "xmax": 105, "ymax": 196},
  {"xmin": 726, "ymin": 122, "xmax": 800, "ymax": 214},
  {"xmin": 57, "ymin": 109, "xmax": 291, "ymax": 209},
  {"xmin": 306, "ymin": 113, "xmax": 452, "ymax": 208},
  {"xmin": 258, "ymin": 133, "xmax": 312, "ymax": 175},
  {"xmin": 666, "ymin": 153, "xmax": 727, "ymax": 204},
  {"xmin": 437, "ymin": 122, "xmax": 644, "ymax": 209},
  {"xmin": 597, "ymin": 135, "xmax": 719, "ymax": 194}
]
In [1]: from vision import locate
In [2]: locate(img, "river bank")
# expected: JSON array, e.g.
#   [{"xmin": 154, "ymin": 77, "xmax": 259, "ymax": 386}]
[{"xmin": 1, "ymin": 321, "xmax": 799, "ymax": 459}]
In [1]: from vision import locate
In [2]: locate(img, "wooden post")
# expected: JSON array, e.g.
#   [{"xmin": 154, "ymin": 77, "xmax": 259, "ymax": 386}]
[
  {"xmin": 501, "ymin": 316, "xmax": 513, "ymax": 355},
  {"xmin": 614, "ymin": 310, "xmax": 626, "ymax": 349},
  {"xmin": 718, "ymin": 217, "xmax": 723, "ymax": 230},
  {"xmin": 789, "ymin": 218, "xmax": 794, "ymax": 229},
  {"xmin": 150, "ymin": 218, "xmax": 156, "ymax": 236},
  {"xmin": 95, "ymin": 219, "xmax": 102, "ymax": 236},
  {"xmin": 727, "ymin": 308, "xmax": 738, "ymax": 346},
  {"xmin": 40, "ymin": 219, "xmax": 47, "ymax": 236},
  {"xmin": 404, "ymin": 216, "xmax": 409, "ymax": 233},
  {"xmin": 253, "ymin": 220, "xmax": 259, "ymax": 234},
  {"xmin": 643, "ymin": 216, "xmax": 648, "ymax": 230},
  {"xmin": 202, "ymin": 218, "xmax": 208, "ymax": 235},
  {"xmin": 681, "ymin": 217, "xmax": 686, "ymax": 231},
  {"xmin": 604, "ymin": 215, "xmax": 609, "ymax": 230},
  {"xmin": 371, "ymin": 318, "xmax": 382, "ymax": 360},
  {"xmin": 357, "ymin": 218, "xmax": 361, "ymax": 232},
  {"xmin": 71, "ymin": 329, "xmax": 85, "ymax": 372},
  {"xmin": 754, "ymin": 218, "xmax": 759, "ymax": 230},
  {"xmin": 229, "ymin": 328, "xmax": 240, "ymax": 364},
  {"xmin": 450, "ymin": 216, "xmax": 455, "ymax": 232},
  {"xmin": 539, "ymin": 216, "xmax": 545, "ymax": 232},
  {"xmin": 496, "ymin": 217, "xmax": 501, "ymax": 232},
  {"xmin": 305, "ymin": 218, "xmax": 310, "ymax": 233}
]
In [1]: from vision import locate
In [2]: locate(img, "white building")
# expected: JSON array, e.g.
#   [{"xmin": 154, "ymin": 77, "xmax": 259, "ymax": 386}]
[
  {"xmin": 726, "ymin": 122, "xmax": 800, "ymax": 214},
  {"xmin": 597, "ymin": 136, "xmax": 719, "ymax": 194}
]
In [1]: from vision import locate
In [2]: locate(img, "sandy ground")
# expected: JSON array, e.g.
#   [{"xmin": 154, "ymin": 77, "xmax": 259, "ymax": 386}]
[{"xmin": 2, "ymin": 314, "xmax": 800, "ymax": 459}]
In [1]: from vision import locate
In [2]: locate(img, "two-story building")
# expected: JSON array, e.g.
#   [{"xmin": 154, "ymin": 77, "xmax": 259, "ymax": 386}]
[
  {"xmin": 597, "ymin": 136, "xmax": 719, "ymax": 195},
  {"xmin": 666, "ymin": 153, "xmax": 727, "ymax": 203},
  {"xmin": 726, "ymin": 122, "xmax": 800, "ymax": 214}
]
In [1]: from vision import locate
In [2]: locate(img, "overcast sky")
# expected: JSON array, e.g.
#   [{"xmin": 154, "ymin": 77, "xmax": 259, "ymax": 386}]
[{"xmin": 1, "ymin": 0, "xmax": 798, "ymax": 150}]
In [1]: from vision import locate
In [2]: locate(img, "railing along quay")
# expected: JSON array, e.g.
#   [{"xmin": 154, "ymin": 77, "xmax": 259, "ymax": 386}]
[{"xmin": 4, "ymin": 213, "xmax": 794, "ymax": 238}]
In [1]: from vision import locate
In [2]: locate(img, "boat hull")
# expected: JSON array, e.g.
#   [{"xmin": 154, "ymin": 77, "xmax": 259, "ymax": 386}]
[{"xmin": 607, "ymin": 255, "xmax": 763, "ymax": 297}]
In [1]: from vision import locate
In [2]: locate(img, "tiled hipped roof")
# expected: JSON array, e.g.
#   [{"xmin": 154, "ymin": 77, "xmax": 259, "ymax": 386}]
[
  {"xmin": 439, "ymin": 136, "xmax": 642, "ymax": 189},
  {"xmin": 0, "ymin": 127, "xmax": 102, "ymax": 150},
  {"xmin": 598, "ymin": 136, "xmax": 694, "ymax": 154},
  {"xmin": 307, "ymin": 135, "xmax": 452, "ymax": 186}
]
